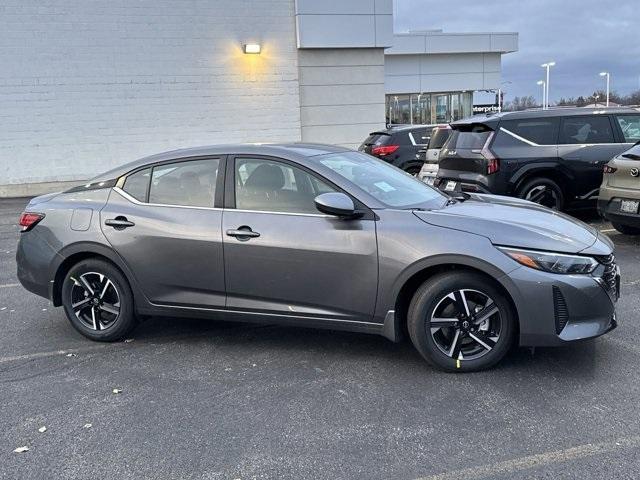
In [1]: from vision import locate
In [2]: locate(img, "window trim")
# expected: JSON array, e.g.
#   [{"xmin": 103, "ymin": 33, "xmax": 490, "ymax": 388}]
[
  {"xmin": 116, "ymin": 155, "xmax": 226, "ymax": 209},
  {"xmin": 225, "ymin": 154, "xmax": 374, "ymax": 219}
]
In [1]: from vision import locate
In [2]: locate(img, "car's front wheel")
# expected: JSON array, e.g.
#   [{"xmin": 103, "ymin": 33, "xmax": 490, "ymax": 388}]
[
  {"xmin": 407, "ymin": 271, "xmax": 516, "ymax": 372},
  {"xmin": 61, "ymin": 258, "xmax": 137, "ymax": 341},
  {"xmin": 612, "ymin": 222, "xmax": 640, "ymax": 235}
]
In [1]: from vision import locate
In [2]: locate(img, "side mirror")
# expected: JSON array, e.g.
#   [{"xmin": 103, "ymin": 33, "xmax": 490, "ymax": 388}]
[{"xmin": 314, "ymin": 192, "xmax": 359, "ymax": 218}]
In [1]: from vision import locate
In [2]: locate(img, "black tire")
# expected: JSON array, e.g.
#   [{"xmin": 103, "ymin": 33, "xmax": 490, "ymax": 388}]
[
  {"xmin": 61, "ymin": 258, "xmax": 137, "ymax": 342},
  {"xmin": 517, "ymin": 177, "xmax": 564, "ymax": 210},
  {"xmin": 612, "ymin": 222, "xmax": 640, "ymax": 235},
  {"xmin": 405, "ymin": 166, "xmax": 421, "ymax": 177},
  {"xmin": 407, "ymin": 271, "xmax": 516, "ymax": 372}
]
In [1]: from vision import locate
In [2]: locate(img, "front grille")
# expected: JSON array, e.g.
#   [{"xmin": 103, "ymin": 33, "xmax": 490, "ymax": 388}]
[
  {"xmin": 552, "ymin": 286, "xmax": 569, "ymax": 334},
  {"xmin": 594, "ymin": 254, "xmax": 619, "ymax": 299}
]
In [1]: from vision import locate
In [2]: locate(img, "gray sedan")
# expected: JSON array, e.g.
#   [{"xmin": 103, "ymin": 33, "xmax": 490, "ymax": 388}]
[{"xmin": 16, "ymin": 144, "xmax": 619, "ymax": 371}]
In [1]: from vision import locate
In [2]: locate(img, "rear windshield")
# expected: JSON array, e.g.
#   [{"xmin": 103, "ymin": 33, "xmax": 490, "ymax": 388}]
[
  {"xmin": 428, "ymin": 128, "xmax": 452, "ymax": 149},
  {"xmin": 449, "ymin": 126, "xmax": 492, "ymax": 150},
  {"xmin": 363, "ymin": 133, "xmax": 390, "ymax": 146}
]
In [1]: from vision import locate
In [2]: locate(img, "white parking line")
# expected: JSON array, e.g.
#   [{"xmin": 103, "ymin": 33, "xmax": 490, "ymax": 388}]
[
  {"xmin": 600, "ymin": 228, "xmax": 617, "ymax": 233},
  {"xmin": 0, "ymin": 283, "xmax": 20, "ymax": 289},
  {"xmin": 415, "ymin": 435, "xmax": 640, "ymax": 480}
]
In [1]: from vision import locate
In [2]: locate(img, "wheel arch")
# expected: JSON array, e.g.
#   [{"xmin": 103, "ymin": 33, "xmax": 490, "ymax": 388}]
[
  {"xmin": 512, "ymin": 165, "xmax": 574, "ymax": 199},
  {"xmin": 50, "ymin": 242, "xmax": 146, "ymax": 308},
  {"xmin": 390, "ymin": 256, "xmax": 520, "ymax": 341}
]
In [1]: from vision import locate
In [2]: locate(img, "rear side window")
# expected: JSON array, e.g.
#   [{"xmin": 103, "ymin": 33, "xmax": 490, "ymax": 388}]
[
  {"xmin": 395, "ymin": 132, "xmax": 414, "ymax": 146},
  {"xmin": 363, "ymin": 133, "xmax": 390, "ymax": 146},
  {"xmin": 559, "ymin": 116, "xmax": 614, "ymax": 144},
  {"xmin": 615, "ymin": 115, "xmax": 640, "ymax": 143},
  {"xmin": 408, "ymin": 128, "xmax": 429, "ymax": 145},
  {"xmin": 148, "ymin": 159, "xmax": 219, "ymax": 207},
  {"xmin": 497, "ymin": 118, "xmax": 559, "ymax": 145},
  {"xmin": 122, "ymin": 168, "xmax": 150, "ymax": 202}
]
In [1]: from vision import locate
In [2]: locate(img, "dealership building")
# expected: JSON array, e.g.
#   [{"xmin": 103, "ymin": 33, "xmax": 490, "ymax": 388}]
[{"xmin": 0, "ymin": 1, "xmax": 517, "ymax": 196}]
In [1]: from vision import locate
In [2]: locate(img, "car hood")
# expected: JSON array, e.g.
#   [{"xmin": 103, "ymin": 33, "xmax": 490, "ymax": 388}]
[{"xmin": 415, "ymin": 193, "xmax": 609, "ymax": 254}]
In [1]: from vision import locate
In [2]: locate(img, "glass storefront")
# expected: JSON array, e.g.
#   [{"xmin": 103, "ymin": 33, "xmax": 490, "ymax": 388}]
[{"xmin": 386, "ymin": 91, "xmax": 473, "ymax": 125}]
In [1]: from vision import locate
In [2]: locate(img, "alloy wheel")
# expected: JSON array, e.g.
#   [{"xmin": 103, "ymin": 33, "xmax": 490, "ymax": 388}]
[
  {"xmin": 69, "ymin": 272, "xmax": 121, "ymax": 331},
  {"xmin": 429, "ymin": 289, "xmax": 502, "ymax": 361},
  {"xmin": 525, "ymin": 185, "xmax": 560, "ymax": 209}
]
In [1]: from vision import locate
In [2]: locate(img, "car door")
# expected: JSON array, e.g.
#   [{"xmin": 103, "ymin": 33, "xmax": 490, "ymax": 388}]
[
  {"xmin": 101, "ymin": 157, "xmax": 226, "ymax": 308},
  {"xmin": 222, "ymin": 155, "xmax": 378, "ymax": 323},
  {"xmin": 557, "ymin": 115, "xmax": 623, "ymax": 199}
]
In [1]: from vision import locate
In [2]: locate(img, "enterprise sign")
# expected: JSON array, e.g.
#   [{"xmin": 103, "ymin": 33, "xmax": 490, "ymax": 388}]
[{"xmin": 473, "ymin": 104, "xmax": 500, "ymax": 114}]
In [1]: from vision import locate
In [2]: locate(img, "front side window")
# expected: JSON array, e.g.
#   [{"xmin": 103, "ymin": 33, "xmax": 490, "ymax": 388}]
[
  {"xmin": 235, "ymin": 158, "xmax": 337, "ymax": 214},
  {"xmin": 148, "ymin": 159, "xmax": 219, "ymax": 207},
  {"xmin": 615, "ymin": 115, "xmax": 640, "ymax": 143},
  {"xmin": 318, "ymin": 151, "xmax": 447, "ymax": 209},
  {"xmin": 559, "ymin": 116, "xmax": 614, "ymax": 144}
]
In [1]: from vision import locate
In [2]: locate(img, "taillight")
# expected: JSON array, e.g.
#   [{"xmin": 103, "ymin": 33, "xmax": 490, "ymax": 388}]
[
  {"xmin": 603, "ymin": 165, "xmax": 617, "ymax": 174},
  {"xmin": 371, "ymin": 145, "xmax": 400, "ymax": 156},
  {"xmin": 480, "ymin": 132, "xmax": 499, "ymax": 174},
  {"xmin": 19, "ymin": 212, "xmax": 45, "ymax": 232}
]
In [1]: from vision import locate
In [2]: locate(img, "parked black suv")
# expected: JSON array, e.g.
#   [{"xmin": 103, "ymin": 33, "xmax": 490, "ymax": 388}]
[
  {"xmin": 435, "ymin": 107, "xmax": 640, "ymax": 210},
  {"xmin": 359, "ymin": 125, "xmax": 434, "ymax": 175}
]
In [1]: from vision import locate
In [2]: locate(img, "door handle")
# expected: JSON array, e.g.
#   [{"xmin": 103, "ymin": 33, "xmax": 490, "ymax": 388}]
[
  {"xmin": 105, "ymin": 216, "xmax": 135, "ymax": 230},
  {"xmin": 226, "ymin": 226, "xmax": 260, "ymax": 239}
]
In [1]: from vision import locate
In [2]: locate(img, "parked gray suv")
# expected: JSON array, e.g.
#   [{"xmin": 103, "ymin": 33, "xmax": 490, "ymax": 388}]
[{"xmin": 17, "ymin": 144, "xmax": 619, "ymax": 371}]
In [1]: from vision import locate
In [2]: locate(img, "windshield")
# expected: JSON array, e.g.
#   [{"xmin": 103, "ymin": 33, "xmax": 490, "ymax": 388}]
[{"xmin": 317, "ymin": 151, "xmax": 447, "ymax": 209}]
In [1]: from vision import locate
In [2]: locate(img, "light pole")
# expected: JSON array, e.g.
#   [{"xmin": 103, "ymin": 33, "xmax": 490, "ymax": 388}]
[
  {"xmin": 599, "ymin": 72, "xmax": 610, "ymax": 107},
  {"xmin": 537, "ymin": 80, "xmax": 546, "ymax": 109},
  {"xmin": 541, "ymin": 62, "xmax": 556, "ymax": 109}
]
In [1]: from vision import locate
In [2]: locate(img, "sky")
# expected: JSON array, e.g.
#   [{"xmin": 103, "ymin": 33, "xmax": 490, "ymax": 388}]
[{"xmin": 393, "ymin": 0, "xmax": 639, "ymax": 103}]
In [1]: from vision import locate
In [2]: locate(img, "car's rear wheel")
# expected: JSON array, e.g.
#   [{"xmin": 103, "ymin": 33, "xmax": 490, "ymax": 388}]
[
  {"xmin": 61, "ymin": 259, "xmax": 137, "ymax": 341},
  {"xmin": 517, "ymin": 177, "xmax": 564, "ymax": 210},
  {"xmin": 407, "ymin": 271, "xmax": 516, "ymax": 372},
  {"xmin": 612, "ymin": 222, "xmax": 640, "ymax": 235}
]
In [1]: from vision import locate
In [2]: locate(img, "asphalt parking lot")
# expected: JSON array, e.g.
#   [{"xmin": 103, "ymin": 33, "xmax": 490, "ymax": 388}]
[{"xmin": 2, "ymin": 197, "xmax": 640, "ymax": 480}]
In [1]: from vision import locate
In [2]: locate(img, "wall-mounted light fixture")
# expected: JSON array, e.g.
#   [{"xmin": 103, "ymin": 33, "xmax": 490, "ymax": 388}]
[{"xmin": 243, "ymin": 43, "xmax": 261, "ymax": 54}]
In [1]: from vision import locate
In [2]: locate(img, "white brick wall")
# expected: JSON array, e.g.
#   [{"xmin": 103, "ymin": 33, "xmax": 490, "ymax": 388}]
[{"xmin": 0, "ymin": 0, "xmax": 302, "ymax": 191}]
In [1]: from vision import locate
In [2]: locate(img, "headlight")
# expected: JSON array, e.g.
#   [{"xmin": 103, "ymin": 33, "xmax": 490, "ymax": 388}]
[{"xmin": 498, "ymin": 247, "xmax": 598, "ymax": 274}]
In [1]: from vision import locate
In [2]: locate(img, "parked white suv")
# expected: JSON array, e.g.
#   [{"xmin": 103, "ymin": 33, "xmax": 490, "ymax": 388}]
[{"xmin": 417, "ymin": 125, "xmax": 452, "ymax": 185}]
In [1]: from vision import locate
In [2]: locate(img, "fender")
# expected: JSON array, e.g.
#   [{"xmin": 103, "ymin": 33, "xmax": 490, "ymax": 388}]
[
  {"xmin": 380, "ymin": 253, "xmax": 525, "ymax": 342},
  {"xmin": 389, "ymin": 253, "xmax": 517, "ymax": 304},
  {"xmin": 49, "ymin": 241, "xmax": 151, "ymax": 309},
  {"xmin": 510, "ymin": 162, "xmax": 574, "ymax": 192}
]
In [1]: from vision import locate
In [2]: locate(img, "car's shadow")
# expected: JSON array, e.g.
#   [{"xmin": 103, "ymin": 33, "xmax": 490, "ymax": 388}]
[{"xmin": 127, "ymin": 315, "xmax": 604, "ymax": 378}]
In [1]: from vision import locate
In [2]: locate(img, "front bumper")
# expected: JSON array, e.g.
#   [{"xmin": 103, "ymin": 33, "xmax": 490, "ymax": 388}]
[{"xmin": 504, "ymin": 260, "xmax": 618, "ymax": 347}]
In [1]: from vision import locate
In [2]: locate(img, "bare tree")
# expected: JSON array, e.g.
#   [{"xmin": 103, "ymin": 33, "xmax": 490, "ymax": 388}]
[{"xmin": 504, "ymin": 95, "xmax": 539, "ymax": 111}]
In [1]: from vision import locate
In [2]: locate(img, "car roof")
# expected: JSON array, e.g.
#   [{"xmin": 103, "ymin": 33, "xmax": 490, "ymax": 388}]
[
  {"xmin": 372, "ymin": 124, "xmax": 438, "ymax": 134},
  {"xmin": 90, "ymin": 143, "xmax": 351, "ymax": 182},
  {"xmin": 452, "ymin": 106, "xmax": 639, "ymax": 126}
]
